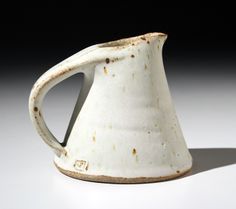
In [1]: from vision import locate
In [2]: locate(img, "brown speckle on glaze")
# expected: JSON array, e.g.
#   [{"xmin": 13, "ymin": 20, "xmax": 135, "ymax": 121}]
[
  {"xmin": 147, "ymin": 131, "xmax": 151, "ymax": 134},
  {"xmin": 103, "ymin": 67, "xmax": 108, "ymax": 75},
  {"xmin": 141, "ymin": 37, "xmax": 146, "ymax": 41},
  {"xmin": 64, "ymin": 151, "xmax": 67, "ymax": 157},
  {"xmin": 92, "ymin": 132, "xmax": 96, "ymax": 142},
  {"xmin": 131, "ymin": 54, "xmax": 135, "ymax": 58},
  {"xmin": 39, "ymin": 111, "xmax": 41, "ymax": 117},
  {"xmin": 176, "ymin": 170, "xmax": 180, "ymax": 173},
  {"xmin": 132, "ymin": 73, "xmax": 135, "ymax": 80},
  {"xmin": 144, "ymin": 64, "xmax": 147, "ymax": 70},
  {"xmin": 111, "ymin": 57, "xmax": 119, "ymax": 62},
  {"xmin": 157, "ymin": 98, "xmax": 160, "ymax": 108},
  {"xmin": 105, "ymin": 58, "xmax": 110, "ymax": 64},
  {"xmin": 112, "ymin": 74, "xmax": 115, "ymax": 77},
  {"xmin": 34, "ymin": 107, "xmax": 38, "ymax": 112},
  {"xmin": 147, "ymin": 41, "xmax": 150, "ymax": 44},
  {"xmin": 132, "ymin": 148, "xmax": 137, "ymax": 155},
  {"xmin": 85, "ymin": 164, "xmax": 89, "ymax": 171}
]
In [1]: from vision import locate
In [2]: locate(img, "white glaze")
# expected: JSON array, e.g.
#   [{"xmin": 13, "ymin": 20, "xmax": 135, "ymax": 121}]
[{"xmin": 29, "ymin": 33, "xmax": 192, "ymax": 181}]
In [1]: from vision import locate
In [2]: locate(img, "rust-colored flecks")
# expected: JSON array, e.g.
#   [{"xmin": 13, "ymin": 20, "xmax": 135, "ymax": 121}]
[
  {"xmin": 132, "ymin": 148, "xmax": 138, "ymax": 162},
  {"xmin": 157, "ymin": 98, "xmax": 160, "ymax": 108},
  {"xmin": 103, "ymin": 67, "xmax": 108, "ymax": 75},
  {"xmin": 132, "ymin": 73, "xmax": 135, "ymax": 80},
  {"xmin": 64, "ymin": 151, "xmax": 68, "ymax": 157},
  {"xmin": 111, "ymin": 57, "xmax": 119, "ymax": 63},
  {"xmin": 92, "ymin": 132, "xmax": 96, "ymax": 142},
  {"xmin": 105, "ymin": 58, "xmax": 110, "ymax": 64}
]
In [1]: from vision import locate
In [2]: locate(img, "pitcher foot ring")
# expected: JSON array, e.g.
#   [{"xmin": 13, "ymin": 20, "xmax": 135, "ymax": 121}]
[{"xmin": 54, "ymin": 162, "xmax": 191, "ymax": 184}]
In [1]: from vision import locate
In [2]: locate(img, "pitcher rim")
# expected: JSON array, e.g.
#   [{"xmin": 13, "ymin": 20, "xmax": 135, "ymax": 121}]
[{"xmin": 99, "ymin": 32, "xmax": 167, "ymax": 49}]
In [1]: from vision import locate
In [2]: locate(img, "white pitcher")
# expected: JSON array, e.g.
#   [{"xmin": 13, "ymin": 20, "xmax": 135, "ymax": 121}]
[{"xmin": 29, "ymin": 32, "xmax": 192, "ymax": 183}]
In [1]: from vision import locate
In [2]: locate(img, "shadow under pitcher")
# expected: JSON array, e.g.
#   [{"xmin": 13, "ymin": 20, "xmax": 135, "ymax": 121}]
[{"xmin": 29, "ymin": 32, "xmax": 192, "ymax": 183}]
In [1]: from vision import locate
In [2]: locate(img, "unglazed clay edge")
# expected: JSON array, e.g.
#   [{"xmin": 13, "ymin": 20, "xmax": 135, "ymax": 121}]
[{"xmin": 54, "ymin": 161, "xmax": 192, "ymax": 184}]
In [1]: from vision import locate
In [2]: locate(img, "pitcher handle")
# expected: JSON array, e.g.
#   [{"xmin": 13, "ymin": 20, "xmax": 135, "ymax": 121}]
[{"xmin": 29, "ymin": 48, "xmax": 101, "ymax": 157}]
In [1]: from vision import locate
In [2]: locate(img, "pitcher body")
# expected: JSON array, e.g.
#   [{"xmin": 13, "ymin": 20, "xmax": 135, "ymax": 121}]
[{"xmin": 29, "ymin": 33, "xmax": 192, "ymax": 183}]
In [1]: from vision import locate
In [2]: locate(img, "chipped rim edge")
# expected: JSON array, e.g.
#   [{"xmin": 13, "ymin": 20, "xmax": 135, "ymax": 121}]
[{"xmin": 54, "ymin": 161, "xmax": 192, "ymax": 184}]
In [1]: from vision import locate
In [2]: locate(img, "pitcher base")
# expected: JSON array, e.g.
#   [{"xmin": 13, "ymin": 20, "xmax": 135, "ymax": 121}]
[{"xmin": 54, "ymin": 162, "xmax": 191, "ymax": 184}]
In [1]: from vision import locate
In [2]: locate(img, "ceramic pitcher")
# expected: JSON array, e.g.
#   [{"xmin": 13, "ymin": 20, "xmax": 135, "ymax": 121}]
[{"xmin": 29, "ymin": 32, "xmax": 192, "ymax": 183}]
